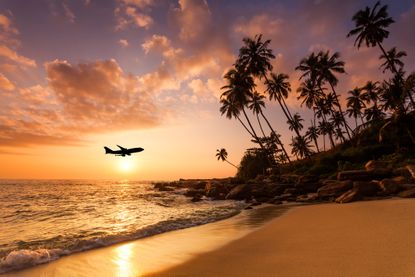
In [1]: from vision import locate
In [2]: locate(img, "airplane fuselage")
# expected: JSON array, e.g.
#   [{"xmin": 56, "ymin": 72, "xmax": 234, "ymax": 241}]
[{"xmin": 104, "ymin": 146, "xmax": 144, "ymax": 157}]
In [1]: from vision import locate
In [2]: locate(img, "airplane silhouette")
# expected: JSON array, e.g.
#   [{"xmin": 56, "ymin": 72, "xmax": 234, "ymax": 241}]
[{"xmin": 104, "ymin": 145, "xmax": 144, "ymax": 157}]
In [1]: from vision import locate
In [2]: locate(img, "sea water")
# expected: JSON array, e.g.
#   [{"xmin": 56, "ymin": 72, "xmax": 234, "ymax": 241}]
[{"xmin": 0, "ymin": 179, "xmax": 245, "ymax": 273}]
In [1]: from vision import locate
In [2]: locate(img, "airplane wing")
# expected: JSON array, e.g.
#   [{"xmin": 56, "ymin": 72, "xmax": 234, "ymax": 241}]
[{"xmin": 117, "ymin": 145, "xmax": 127, "ymax": 151}]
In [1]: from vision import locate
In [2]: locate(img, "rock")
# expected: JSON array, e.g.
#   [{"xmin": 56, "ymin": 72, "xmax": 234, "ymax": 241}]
[
  {"xmin": 269, "ymin": 200, "xmax": 283, "ymax": 205},
  {"xmin": 283, "ymin": 188, "xmax": 297, "ymax": 194},
  {"xmin": 244, "ymin": 206, "xmax": 253, "ymax": 210},
  {"xmin": 296, "ymin": 193, "xmax": 318, "ymax": 202},
  {"xmin": 225, "ymin": 184, "xmax": 251, "ymax": 200},
  {"xmin": 204, "ymin": 182, "xmax": 231, "ymax": 199},
  {"xmin": 188, "ymin": 181, "xmax": 208, "ymax": 190},
  {"xmin": 353, "ymin": 181, "xmax": 379, "ymax": 196},
  {"xmin": 279, "ymin": 174, "xmax": 301, "ymax": 184},
  {"xmin": 184, "ymin": 189, "xmax": 204, "ymax": 197},
  {"xmin": 337, "ymin": 169, "xmax": 392, "ymax": 181},
  {"xmin": 365, "ymin": 160, "xmax": 388, "ymax": 171},
  {"xmin": 399, "ymin": 183, "xmax": 415, "ymax": 190},
  {"xmin": 378, "ymin": 176, "xmax": 407, "ymax": 194},
  {"xmin": 317, "ymin": 180, "xmax": 353, "ymax": 198},
  {"xmin": 191, "ymin": 195, "xmax": 202, "ymax": 202},
  {"xmin": 407, "ymin": 165, "xmax": 415, "ymax": 180},
  {"xmin": 398, "ymin": 188, "xmax": 415, "ymax": 198},
  {"xmin": 273, "ymin": 193, "xmax": 295, "ymax": 201},
  {"xmin": 335, "ymin": 189, "xmax": 361, "ymax": 203}
]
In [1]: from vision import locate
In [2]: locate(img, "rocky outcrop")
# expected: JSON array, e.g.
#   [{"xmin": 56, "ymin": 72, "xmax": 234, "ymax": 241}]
[
  {"xmin": 365, "ymin": 160, "xmax": 388, "ymax": 171},
  {"xmin": 407, "ymin": 165, "xmax": 415, "ymax": 180},
  {"xmin": 337, "ymin": 169, "xmax": 392, "ymax": 181},
  {"xmin": 378, "ymin": 176, "xmax": 406, "ymax": 194},
  {"xmin": 225, "ymin": 184, "xmax": 251, "ymax": 200},
  {"xmin": 398, "ymin": 188, "xmax": 415, "ymax": 198},
  {"xmin": 317, "ymin": 180, "xmax": 352, "ymax": 198},
  {"xmin": 335, "ymin": 189, "xmax": 361, "ymax": 203},
  {"xmin": 353, "ymin": 181, "xmax": 379, "ymax": 196}
]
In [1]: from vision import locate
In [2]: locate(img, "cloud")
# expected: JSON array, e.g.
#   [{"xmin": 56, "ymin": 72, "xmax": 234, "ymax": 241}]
[
  {"xmin": 0, "ymin": 73, "xmax": 15, "ymax": 91},
  {"xmin": 62, "ymin": 2, "xmax": 76, "ymax": 23},
  {"xmin": 118, "ymin": 39, "xmax": 129, "ymax": 47},
  {"xmin": 0, "ymin": 45, "xmax": 36, "ymax": 67},
  {"xmin": 115, "ymin": 0, "xmax": 155, "ymax": 30},
  {"xmin": 0, "ymin": 13, "xmax": 18, "ymax": 35},
  {"xmin": 234, "ymin": 14, "xmax": 283, "ymax": 38},
  {"xmin": 172, "ymin": 0, "xmax": 211, "ymax": 41},
  {"xmin": 142, "ymin": 34, "xmax": 183, "ymax": 58}
]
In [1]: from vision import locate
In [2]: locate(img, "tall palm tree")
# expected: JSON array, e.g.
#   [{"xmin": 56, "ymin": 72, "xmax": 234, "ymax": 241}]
[
  {"xmin": 362, "ymin": 81, "xmax": 380, "ymax": 106},
  {"xmin": 379, "ymin": 47, "xmax": 407, "ymax": 73},
  {"xmin": 216, "ymin": 148, "xmax": 238, "ymax": 169},
  {"xmin": 297, "ymin": 78, "xmax": 322, "ymax": 109},
  {"xmin": 290, "ymin": 136, "xmax": 313, "ymax": 159},
  {"xmin": 266, "ymin": 72, "xmax": 301, "ymax": 138},
  {"xmin": 220, "ymin": 97, "xmax": 254, "ymax": 138},
  {"xmin": 305, "ymin": 122, "xmax": 320, "ymax": 152},
  {"xmin": 221, "ymin": 67, "xmax": 264, "ymax": 149},
  {"xmin": 346, "ymin": 87, "xmax": 366, "ymax": 128},
  {"xmin": 248, "ymin": 92, "xmax": 267, "ymax": 137},
  {"xmin": 347, "ymin": 1, "xmax": 396, "ymax": 73},
  {"xmin": 248, "ymin": 92, "xmax": 291, "ymax": 162},
  {"xmin": 318, "ymin": 120, "xmax": 335, "ymax": 149},
  {"xmin": 287, "ymin": 113, "xmax": 304, "ymax": 133},
  {"xmin": 318, "ymin": 50, "xmax": 352, "ymax": 139},
  {"xmin": 236, "ymin": 34, "xmax": 275, "ymax": 79}
]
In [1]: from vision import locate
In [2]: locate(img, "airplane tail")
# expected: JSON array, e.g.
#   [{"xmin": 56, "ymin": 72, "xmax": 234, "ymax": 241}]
[{"xmin": 104, "ymin": 146, "xmax": 113, "ymax": 154}]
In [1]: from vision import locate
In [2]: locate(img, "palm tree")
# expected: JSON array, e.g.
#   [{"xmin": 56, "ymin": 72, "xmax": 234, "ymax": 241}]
[
  {"xmin": 346, "ymin": 87, "xmax": 366, "ymax": 128},
  {"xmin": 220, "ymin": 97, "xmax": 255, "ymax": 138},
  {"xmin": 362, "ymin": 81, "xmax": 380, "ymax": 105},
  {"xmin": 247, "ymin": 92, "xmax": 291, "ymax": 162},
  {"xmin": 305, "ymin": 122, "xmax": 320, "ymax": 152},
  {"xmin": 318, "ymin": 50, "xmax": 352, "ymax": 139},
  {"xmin": 216, "ymin": 148, "xmax": 238, "ymax": 169},
  {"xmin": 364, "ymin": 104, "xmax": 385, "ymax": 122},
  {"xmin": 347, "ymin": 1, "xmax": 396, "ymax": 74},
  {"xmin": 221, "ymin": 67, "xmax": 264, "ymax": 149},
  {"xmin": 236, "ymin": 34, "xmax": 275, "ymax": 79},
  {"xmin": 379, "ymin": 47, "xmax": 407, "ymax": 73},
  {"xmin": 297, "ymin": 78, "xmax": 322, "ymax": 109},
  {"xmin": 318, "ymin": 120, "xmax": 335, "ymax": 149},
  {"xmin": 248, "ymin": 92, "xmax": 267, "ymax": 137},
  {"xmin": 295, "ymin": 52, "xmax": 320, "ymax": 82},
  {"xmin": 266, "ymin": 72, "xmax": 301, "ymax": 138},
  {"xmin": 287, "ymin": 113, "xmax": 304, "ymax": 133},
  {"xmin": 290, "ymin": 136, "xmax": 313, "ymax": 159}
]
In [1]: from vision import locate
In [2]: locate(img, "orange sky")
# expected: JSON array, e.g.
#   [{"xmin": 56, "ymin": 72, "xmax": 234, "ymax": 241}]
[{"xmin": 0, "ymin": 0, "xmax": 414, "ymax": 179}]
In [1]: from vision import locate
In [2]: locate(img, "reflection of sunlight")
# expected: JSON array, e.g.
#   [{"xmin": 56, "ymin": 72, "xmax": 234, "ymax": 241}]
[
  {"xmin": 115, "ymin": 243, "xmax": 139, "ymax": 277},
  {"xmin": 117, "ymin": 158, "xmax": 135, "ymax": 173}
]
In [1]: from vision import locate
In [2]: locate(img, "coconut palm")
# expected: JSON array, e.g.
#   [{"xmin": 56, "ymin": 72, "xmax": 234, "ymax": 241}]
[
  {"xmin": 362, "ymin": 81, "xmax": 380, "ymax": 105},
  {"xmin": 379, "ymin": 47, "xmax": 407, "ymax": 73},
  {"xmin": 220, "ymin": 97, "xmax": 255, "ymax": 138},
  {"xmin": 297, "ymin": 78, "xmax": 322, "ymax": 109},
  {"xmin": 216, "ymin": 148, "xmax": 238, "ymax": 169},
  {"xmin": 347, "ymin": 87, "xmax": 366, "ymax": 128},
  {"xmin": 364, "ymin": 104, "xmax": 385, "ymax": 122},
  {"xmin": 266, "ymin": 72, "xmax": 301, "ymax": 137},
  {"xmin": 221, "ymin": 67, "xmax": 264, "ymax": 149},
  {"xmin": 290, "ymin": 136, "xmax": 313, "ymax": 159},
  {"xmin": 295, "ymin": 52, "xmax": 320, "ymax": 82},
  {"xmin": 248, "ymin": 92, "xmax": 267, "ymax": 137},
  {"xmin": 347, "ymin": 1, "xmax": 396, "ymax": 73},
  {"xmin": 236, "ymin": 34, "xmax": 275, "ymax": 79},
  {"xmin": 287, "ymin": 113, "xmax": 304, "ymax": 133},
  {"xmin": 318, "ymin": 120, "xmax": 335, "ymax": 149},
  {"xmin": 305, "ymin": 122, "xmax": 320, "ymax": 152}
]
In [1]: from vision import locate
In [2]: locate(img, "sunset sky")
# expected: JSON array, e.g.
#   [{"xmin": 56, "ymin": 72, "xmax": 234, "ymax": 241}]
[{"xmin": 0, "ymin": 0, "xmax": 414, "ymax": 180}]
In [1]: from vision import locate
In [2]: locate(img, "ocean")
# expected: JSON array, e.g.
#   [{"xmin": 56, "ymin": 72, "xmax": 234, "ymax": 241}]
[{"xmin": 0, "ymin": 179, "xmax": 246, "ymax": 273}]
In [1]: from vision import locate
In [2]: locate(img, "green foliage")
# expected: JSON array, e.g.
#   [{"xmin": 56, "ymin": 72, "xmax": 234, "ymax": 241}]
[{"xmin": 236, "ymin": 150, "xmax": 271, "ymax": 181}]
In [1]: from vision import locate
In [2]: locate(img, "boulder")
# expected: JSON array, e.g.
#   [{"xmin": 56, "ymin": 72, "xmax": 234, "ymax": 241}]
[
  {"xmin": 365, "ymin": 160, "xmax": 388, "ymax": 171},
  {"xmin": 225, "ymin": 184, "xmax": 251, "ymax": 200},
  {"xmin": 407, "ymin": 165, "xmax": 415, "ymax": 180},
  {"xmin": 283, "ymin": 188, "xmax": 297, "ymax": 195},
  {"xmin": 187, "ymin": 181, "xmax": 208, "ymax": 190},
  {"xmin": 205, "ymin": 182, "xmax": 231, "ymax": 199},
  {"xmin": 399, "ymin": 183, "xmax": 415, "ymax": 191},
  {"xmin": 378, "ymin": 176, "xmax": 407, "ymax": 194},
  {"xmin": 317, "ymin": 180, "xmax": 353, "ymax": 198},
  {"xmin": 184, "ymin": 189, "xmax": 204, "ymax": 197},
  {"xmin": 335, "ymin": 189, "xmax": 361, "ymax": 203},
  {"xmin": 296, "ymin": 193, "xmax": 318, "ymax": 202},
  {"xmin": 337, "ymin": 169, "xmax": 392, "ymax": 181},
  {"xmin": 353, "ymin": 181, "xmax": 379, "ymax": 196},
  {"xmin": 279, "ymin": 174, "xmax": 301, "ymax": 184},
  {"xmin": 191, "ymin": 195, "xmax": 202, "ymax": 202},
  {"xmin": 273, "ymin": 193, "xmax": 295, "ymax": 201},
  {"xmin": 398, "ymin": 188, "xmax": 415, "ymax": 198}
]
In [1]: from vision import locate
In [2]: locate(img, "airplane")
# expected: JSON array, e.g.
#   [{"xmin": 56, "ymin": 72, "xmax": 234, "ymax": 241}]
[{"xmin": 104, "ymin": 145, "xmax": 144, "ymax": 157}]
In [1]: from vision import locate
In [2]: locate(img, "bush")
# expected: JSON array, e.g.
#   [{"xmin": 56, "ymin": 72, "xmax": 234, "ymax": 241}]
[{"xmin": 236, "ymin": 150, "xmax": 270, "ymax": 181}]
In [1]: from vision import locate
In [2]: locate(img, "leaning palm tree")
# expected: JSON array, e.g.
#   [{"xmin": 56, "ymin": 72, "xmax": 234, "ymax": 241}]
[
  {"xmin": 346, "ymin": 87, "xmax": 366, "ymax": 128},
  {"xmin": 287, "ymin": 113, "xmax": 304, "ymax": 133},
  {"xmin": 305, "ymin": 122, "xmax": 320, "ymax": 152},
  {"xmin": 347, "ymin": 1, "xmax": 396, "ymax": 74},
  {"xmin": 266, "ymin": 72, "xmax": 301, "ymax": 138},
  {"xmin": 221, "ymin": 67, "xmax": 265, "ymax": 150},
  {"xmin": 362, "ymin": 81, "xmax": 380, "ymax": 105},
  {"xmin": 379, "ymin": 47, "xmax": 407, "ymax": 73},
  {"xmin": 220, "ymin": 97, "xmax": 254, "ymax": 138},
  {"xmin": 216, "ymin": 148, "xmax": 238, "ymax": 169}
]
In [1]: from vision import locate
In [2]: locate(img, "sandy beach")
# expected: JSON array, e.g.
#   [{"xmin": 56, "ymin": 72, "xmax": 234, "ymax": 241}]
[
  {"xmin": 3, "ymin": 199, "xmax": 415, "ymax": 277},
  {"xmin": 149, "ymin": 198, "xmax": 415, "ymax": 277}
]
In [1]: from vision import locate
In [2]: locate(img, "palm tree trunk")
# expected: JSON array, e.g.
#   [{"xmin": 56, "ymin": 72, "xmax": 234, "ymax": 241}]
[
  {"xmin": 313, "ymin": 138, "xmax": 320, "ymax": 153},
  {"xmin": 329, "ymin": 84, "xmax": 352, "ymax": 140},
  {"xmin": 256, "ymin": 114, "xmax": 266, "ymax": 138},
  {"xmin": 259, "ymin": 110, "xmax": 291, "ymax": 163},
  {"xmin": 323, "ymin": 133, "xmax": 326, "ymax": 151},
  {"xmin": 241, "ymin": 107, "xmax": 265, "ymax": 150},
  {"xmin": 360, "ymin": 115, "xmax": 365, "ymax": 126},
  {"xmin": 355, "ymin": 116, "xmax": 358, "ymax": 130},
  {"xmin": 377, "ymin": 42, "xmax": 399, "ymax": 75},
  {"xmin": 236, "ymin": 115, "xmax": 255, "ymax": 137},
  {"xmin": 225, "ymin": 159, "xmax": 238, "ymax": 169}
]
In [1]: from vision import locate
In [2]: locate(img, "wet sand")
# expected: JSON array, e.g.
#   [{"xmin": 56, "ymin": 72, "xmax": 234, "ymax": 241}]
[
  {"xmin": 2, "ymin": 204, "xmax": 289, "ymax": 277},
  {"xmin": 149, "ymin": 198, "xmax": 415, "ymax": 277}
]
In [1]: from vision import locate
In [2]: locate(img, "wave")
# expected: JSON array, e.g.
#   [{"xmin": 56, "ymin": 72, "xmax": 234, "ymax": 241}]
[{"xmin": 0, "ymin": 204, "xmax": 244, "ymax": 274}]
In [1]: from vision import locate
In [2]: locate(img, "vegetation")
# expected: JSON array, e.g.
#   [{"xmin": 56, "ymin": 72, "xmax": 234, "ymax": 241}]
[
  {"xmin": 216, "ymin": 148, "xmax": 238, "ymax": 169},
  {"xmin": 217, "ymin": 1, "xmax": 415, "ymax": 180}
]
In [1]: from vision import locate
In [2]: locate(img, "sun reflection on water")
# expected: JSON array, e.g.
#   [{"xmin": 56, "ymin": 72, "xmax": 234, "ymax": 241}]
[{"xmin": 114, "ymin": 243, "xmax": 140, "ymax": 277}]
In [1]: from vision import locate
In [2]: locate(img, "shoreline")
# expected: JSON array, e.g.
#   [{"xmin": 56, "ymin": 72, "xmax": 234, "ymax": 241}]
[
  {"xmin": 148, "ymin": 198, "xmax": 415, "ymax": 277},
  {"xmin": 1, "ymin": 204, "xmax": 292, "ymax": 276}
]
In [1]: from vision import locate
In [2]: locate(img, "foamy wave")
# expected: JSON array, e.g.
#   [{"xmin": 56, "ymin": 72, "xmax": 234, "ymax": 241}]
[{"xmin": 0, "ymin": 248, "xmax": 66, "ymax": 273}]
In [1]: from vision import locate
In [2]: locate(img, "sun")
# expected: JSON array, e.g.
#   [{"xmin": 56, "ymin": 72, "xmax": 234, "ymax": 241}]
[{"xmin": 117, "ymin": 158, "xmax": 135, "ymax": 173}]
